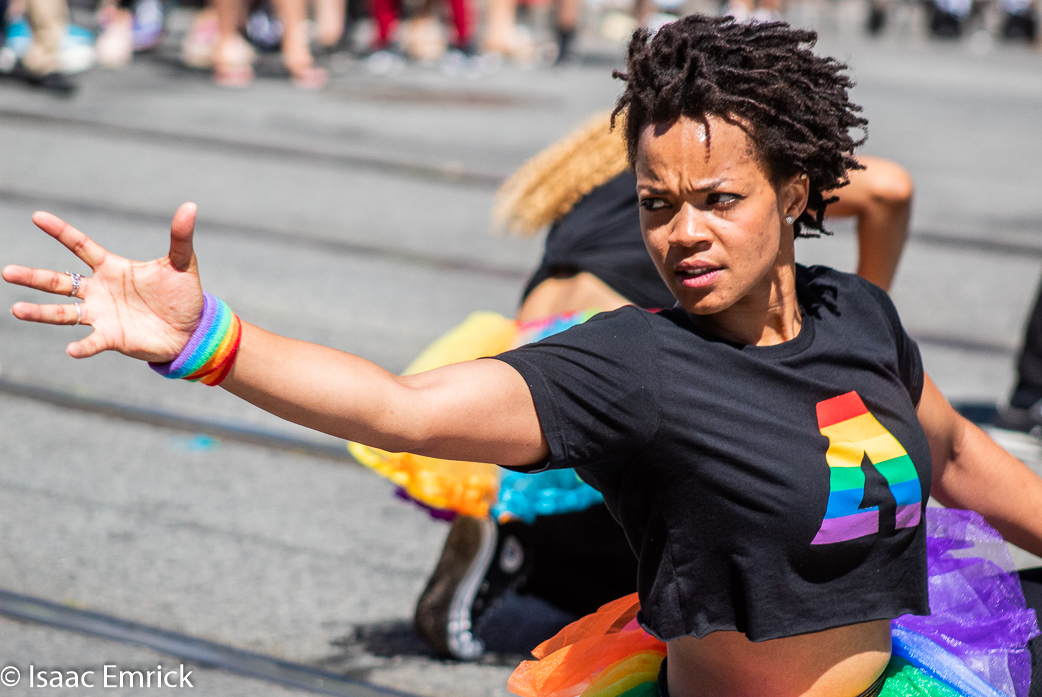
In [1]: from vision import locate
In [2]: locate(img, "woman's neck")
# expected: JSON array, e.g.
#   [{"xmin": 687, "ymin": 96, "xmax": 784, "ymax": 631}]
[{"xmin": 692, "ymin": 260, "xmax": 802, "ymax": 347}]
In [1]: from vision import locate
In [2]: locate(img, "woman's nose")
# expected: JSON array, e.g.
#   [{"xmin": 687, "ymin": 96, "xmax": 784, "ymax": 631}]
[{"xmin": 668, "ymin": 204, "xmax": 712, "ymax": 248}]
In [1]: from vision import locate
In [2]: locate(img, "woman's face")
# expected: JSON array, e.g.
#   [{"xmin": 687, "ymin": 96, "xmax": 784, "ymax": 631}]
[{"xmin": 635, "ymin": 116, "xmax": 807, "ymax": 317}]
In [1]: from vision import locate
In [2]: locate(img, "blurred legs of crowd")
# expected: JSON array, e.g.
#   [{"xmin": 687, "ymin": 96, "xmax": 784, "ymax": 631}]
[
  {"xmin": 1, "ymin": 0, "xmax": 1038, "ymax": 95},
  {"xmin": 865, "ymin": 0, "xmax": 1037, "ymax": 40}
]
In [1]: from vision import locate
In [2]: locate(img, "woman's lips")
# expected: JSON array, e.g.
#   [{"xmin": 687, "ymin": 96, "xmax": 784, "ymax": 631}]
[{"xmin": 675, "ymin": 266, "xmax": 722, "ymax": 288}]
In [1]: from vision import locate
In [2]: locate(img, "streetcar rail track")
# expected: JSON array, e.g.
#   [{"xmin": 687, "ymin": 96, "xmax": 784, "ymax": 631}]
[
  {"xmin": 0, "ymin": 108, "xmax": 504, "ymax": 189},
  {"xmin": 0, "ymin": 588, "xmax": 419, "ymax": 697},
  {"xmin": 0, "ymin": 376, "xmax": 357, "ymax": 464},
  {"xmin": 0, "ymin": 188, "xmax": 530, "ymax": 281}
]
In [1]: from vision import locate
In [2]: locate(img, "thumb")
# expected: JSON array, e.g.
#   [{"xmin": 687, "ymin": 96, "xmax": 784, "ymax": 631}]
[
  {"xmin": 169, "ymin": 202, "xmax": 198, "ymax": 272},
  {"xmin": 68, "ymin": 330, "xmax": 109, "ymax": 359}
]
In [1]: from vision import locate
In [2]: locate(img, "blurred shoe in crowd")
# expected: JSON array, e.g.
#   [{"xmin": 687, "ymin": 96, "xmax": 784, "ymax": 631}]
[
  {"xmin": 402, "ymin": 15, "xmax": 446, "ymax": 63},
  {"xmin": 998, "ymin": 0, "xmax": 1037, "ymax": 40},
  {"xmin": 865, "ymin": 2, "xmax": 887, "ymax": 34},
  {"xmin": 7, "ymin": 57, "xmax": 76, "ymax": 91},
  {"xmin": 213, "ymin": 31, "xmax": 255, "ymax": 87},
  {"xmin": 131, "ymin": 0, "xmax": 164, "ymax": 50},
  {"xmin": 180, "ymin": 6, "xmax": 217, "ymax": 68},
  {"xmin": 95, "ymin": 7, "xmax": 132, "ymax": 66},
  {"xmin": 365, "ymin": 47, "xmax": 406, "ymax": 74},
  {"xmin": 281, "ymin": 19, "xmax": 328, "ymax": 89},
  {"xmin": 928, "ymin": 0, "xmax": 970, "ymax": 37},
  {"xmin": 3, "ymin": 17, "xmax": 94, "ymax": 72},
  {"xmin": 995, "ymin": 386, "xmax": 1042, "ymax": 435},
  {"xmin": 482, "ymin": 23, "xmax": 536, "ymax": 64},
  {"xmin": 245, "ymin": 2, "xmax": 283, "ymax": 52}
]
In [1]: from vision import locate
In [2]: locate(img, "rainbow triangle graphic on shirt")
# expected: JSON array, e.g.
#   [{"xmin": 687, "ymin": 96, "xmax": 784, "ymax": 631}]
[{"xmin": 812, "ymin": 391, "xmax": 922, "ymax": 545}]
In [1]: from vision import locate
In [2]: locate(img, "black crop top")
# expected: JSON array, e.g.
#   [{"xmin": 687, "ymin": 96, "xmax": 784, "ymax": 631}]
[
  {"xmin": 494, "ymin": 266, "xmax": 931, "ymax": 642},
  {"xmin": 521, "ymin": 171, "xmax": 676, "ymax": 311}
]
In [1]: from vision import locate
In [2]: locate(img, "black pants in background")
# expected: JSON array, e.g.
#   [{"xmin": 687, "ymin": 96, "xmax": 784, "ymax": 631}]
[{"xmin": 1014, "ymin": 282, "xmax": 1042, "ymax": 406}]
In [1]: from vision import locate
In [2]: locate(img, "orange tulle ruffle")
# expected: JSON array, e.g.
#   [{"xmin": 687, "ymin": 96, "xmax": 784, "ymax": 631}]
[{"xmin": 509, "ymin": 593, "xmax": 666, "ymax": 697}]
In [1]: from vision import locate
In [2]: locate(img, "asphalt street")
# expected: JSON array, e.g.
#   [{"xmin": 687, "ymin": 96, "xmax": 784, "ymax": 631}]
[{"xmin": 1, "ymin": 5, "xmax": 1042, "ymax": 695}]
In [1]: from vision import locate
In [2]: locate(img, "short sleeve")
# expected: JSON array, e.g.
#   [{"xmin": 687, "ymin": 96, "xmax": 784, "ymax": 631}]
[
  {"xmin": 491, "ymin": 306, "xmax": 661, "ymax": 472},
  {"xmin": 863, "ymin": 282, "xmax": 924, "ymax": 406}
]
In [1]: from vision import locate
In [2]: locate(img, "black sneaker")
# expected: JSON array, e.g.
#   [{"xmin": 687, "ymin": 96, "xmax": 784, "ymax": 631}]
[
  {"xmin": 866, "ymin": 5, "xmax": 887, "ymax": 34},
  {"xmin": 929, "ymin": 8, "xmax": 963, "ymax": 37},
  {"xmin": 9, "ymin": 61, "xmax": 77, "ymax": 94},
  {"xmin": 994, "ymin": 400, "xmax": 1042, "ymax": 435},
  {"xmin": 1001, "ymin": 11, "xmax": 1037, "ymax": 41},
  {"xmin": 414, "ymin": 515, "xmax": 532, "ymax": 659}
]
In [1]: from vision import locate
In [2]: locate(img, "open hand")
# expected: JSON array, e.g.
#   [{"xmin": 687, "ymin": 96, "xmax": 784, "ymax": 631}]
[{"xmin": 2, "ymin": 203, "xmax": 205, "ymax": 362}]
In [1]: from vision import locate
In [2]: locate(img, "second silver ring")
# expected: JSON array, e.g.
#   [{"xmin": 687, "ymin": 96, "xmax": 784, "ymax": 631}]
[{"xmin": 65, "ymin": 271, "xmax": 83, "ymax": 298}]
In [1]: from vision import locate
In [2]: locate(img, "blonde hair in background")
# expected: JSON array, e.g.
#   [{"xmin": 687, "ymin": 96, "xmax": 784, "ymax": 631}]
[{"xmin": 492, "ymin": 110, "xmax": 629, "ymax": 237}]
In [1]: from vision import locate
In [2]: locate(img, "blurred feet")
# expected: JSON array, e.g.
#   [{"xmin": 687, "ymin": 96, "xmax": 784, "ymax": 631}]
[
  {"xmin": 181, "ymin": 6, "xmax": 218, "ymax": 68},
  {"xmin": 213, "ymin": 32, "xmax": 255, "ymax": 87}
]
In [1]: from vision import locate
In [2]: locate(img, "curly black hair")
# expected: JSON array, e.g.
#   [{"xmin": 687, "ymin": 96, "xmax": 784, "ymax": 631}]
[{"xmin": 611, "ymin": 15, "xmax": 867, "ymax": 237}]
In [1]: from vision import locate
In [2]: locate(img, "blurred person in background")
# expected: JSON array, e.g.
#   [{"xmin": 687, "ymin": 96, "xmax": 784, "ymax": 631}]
[
  {"xmin": 93, "ymin": 0, "xmax": 164, "ymax": 67},
  {"xmin": 996, "ymin": 285, "xmax": 1042, "ymax": 434},
  {"xmin": 481, "ymin": 0, "xmax": 655, "ymax": 65},
  {"xmin": 176, "ymin": 0, "xmax": 329, "ymax": 86},
  {"xmin": 349, "ymin": 111, "xmax": 915, "ymax": 659},
  {"xmin": 2, "ymin": 0, "xmax": 76, "ymax": 91},
  {"xmin": 366, "ymin": 0, "xmax": 474, "ymax": 63}
]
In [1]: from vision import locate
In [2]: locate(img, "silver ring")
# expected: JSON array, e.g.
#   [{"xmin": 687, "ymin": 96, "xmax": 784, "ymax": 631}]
[
  {"xmin": 73, "ymin": 303, "xmax": 82, "ymax": 327},
  {"xmin": 65, "ymin": 272, "xmax": 83, "ymax": 298}
]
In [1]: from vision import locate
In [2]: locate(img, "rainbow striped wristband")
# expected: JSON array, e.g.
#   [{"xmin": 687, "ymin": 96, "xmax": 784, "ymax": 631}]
[{"xmin": 150, "ymin": 292, "xmax": 242, "ymax": 386}]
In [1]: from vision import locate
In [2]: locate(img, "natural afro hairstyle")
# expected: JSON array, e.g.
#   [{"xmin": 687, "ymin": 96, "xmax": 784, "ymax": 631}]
[{"xmin": 612, "ymin": 15, "xmax": 867, "ymax": 237}]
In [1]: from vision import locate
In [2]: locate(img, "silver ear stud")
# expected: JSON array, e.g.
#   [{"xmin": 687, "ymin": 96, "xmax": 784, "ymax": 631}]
[{"xmin": 785, "ymin": 216, "xmax": 795, "ymax": 225}]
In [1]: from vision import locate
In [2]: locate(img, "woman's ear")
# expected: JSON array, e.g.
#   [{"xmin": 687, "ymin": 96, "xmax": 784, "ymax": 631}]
[{"xmin": 782, "ymin": 173, "xmax": 811, "ymax": 222}]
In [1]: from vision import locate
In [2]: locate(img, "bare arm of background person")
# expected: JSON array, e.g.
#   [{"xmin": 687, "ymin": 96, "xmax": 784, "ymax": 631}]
[
  {"xmin": 826, "ymin": 155, "xmax": 914, "ymax": 292},
  {"xmin": 2, "ymin": 205, "xmax": 550, "ymax": 468},
  {"xmin": 919, "ymin": 374, "xmax": 1042, "ymax": 559}
]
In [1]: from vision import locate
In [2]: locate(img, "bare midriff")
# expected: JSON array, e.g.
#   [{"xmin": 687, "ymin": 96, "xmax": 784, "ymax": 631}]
[
  {"xmin": 516, "ymin": 272, "xmax": 631, "ymax": 323},
  {"xmin": 666, "ymin": 620, "xmax": 892, "ymax": 697}
]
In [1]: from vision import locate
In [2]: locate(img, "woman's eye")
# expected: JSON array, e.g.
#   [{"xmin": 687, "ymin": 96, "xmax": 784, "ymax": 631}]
[
  {"xmin": 640, "ymin": 198, "xmax": 668, "ymax": 211},
  {"xmin": 706, "ymin": 193, "xmax": 741, "ymax": 206}
]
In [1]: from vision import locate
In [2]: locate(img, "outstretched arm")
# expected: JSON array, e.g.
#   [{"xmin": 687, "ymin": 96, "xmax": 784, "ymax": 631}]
[
  {"xmin": 826, "ymin": 155, "xmax": 914, "ymax": 292},
  {"xmin": 919, "ymin": 374, "xmax": 1042, "ymax": 557},
  {"xmin": 3, "ymin": 205, "xmax": 549, "ymax": 468}
]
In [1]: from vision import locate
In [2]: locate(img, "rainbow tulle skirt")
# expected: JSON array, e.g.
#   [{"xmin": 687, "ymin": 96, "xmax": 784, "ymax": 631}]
[
  {"xmin": 348, "ymin": 310, "xmax": 605, "ymax": 521},
  {"xmin": 508, "ymin": 509, "xmax": 1039, "ymax": 697}
]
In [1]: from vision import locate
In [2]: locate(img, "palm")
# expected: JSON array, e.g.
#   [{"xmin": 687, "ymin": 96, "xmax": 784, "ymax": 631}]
[
  {"xmin": 2, "ymin": 203, "xmax": 205, "ymax": 362},
  {"xmin": 82, "ymin": 254, "xmax": 203, "ymax": 361}
]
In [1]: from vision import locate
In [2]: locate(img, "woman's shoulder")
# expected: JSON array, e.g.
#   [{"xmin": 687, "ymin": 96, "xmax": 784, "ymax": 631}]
[{"xmin": 798, "ymin": 264, "xmax": 899, "ymax": 323}]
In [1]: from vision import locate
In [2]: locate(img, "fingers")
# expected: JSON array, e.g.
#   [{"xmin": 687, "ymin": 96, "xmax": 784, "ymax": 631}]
[
  {"xmin": 2, "ymin": 265, "xmax": 83, "ymax": 298},
  {"xmin": 11, "ymin": 301, "xmax": 85, "ymax": 326},
  {"xmin": 68, "ymin": 331, "xmax": 109, "ymax": 359},
  {"xmin": 31, "ymin": 212, "xmax": 108, "ymax": 269},
  {"xmin": 169, "ymin": 202, "xmax": 197, "ymax": 272}
]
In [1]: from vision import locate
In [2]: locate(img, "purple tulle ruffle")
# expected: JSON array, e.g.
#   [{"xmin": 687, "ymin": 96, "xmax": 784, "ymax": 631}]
[{"xmin": 894, "ymin": 508, "xmax": 1040, "ymax": 697}]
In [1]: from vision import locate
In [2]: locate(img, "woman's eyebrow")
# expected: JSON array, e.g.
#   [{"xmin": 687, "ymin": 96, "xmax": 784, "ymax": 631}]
[
  {"xmin": 692, "ymin": 178, "xmax": 729, "ymax": 192},
  {"xmin": 638, "ymin": 179, "xmax": 730, "ymax": 196},
  {"xmin": 638, "ymin": 186, "xmax": 671, "ymax": 196}
]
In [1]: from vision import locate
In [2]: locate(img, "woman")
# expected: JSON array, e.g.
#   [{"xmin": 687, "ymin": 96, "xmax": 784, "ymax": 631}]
[
  {"xmin": 4, "ymin": 16, "xmax": 1040, "ymax": 697},
  {"xmin": 359, "ymin": 110, "xmax": 915, "ymax": 660}
]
